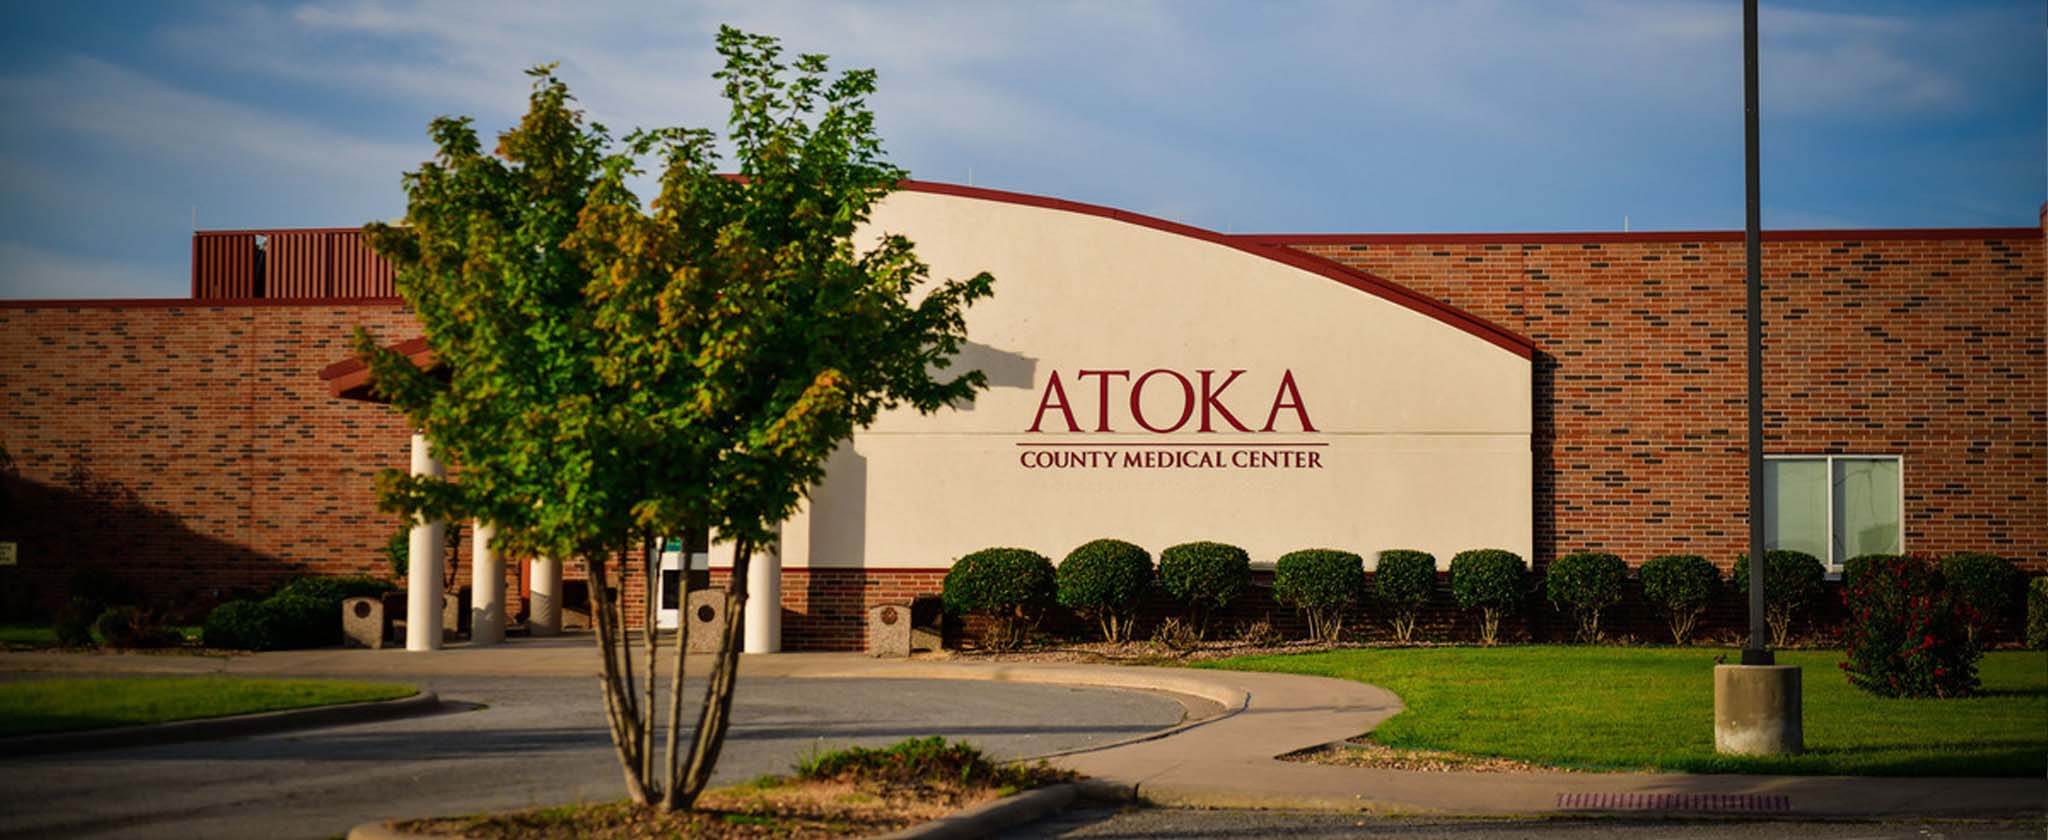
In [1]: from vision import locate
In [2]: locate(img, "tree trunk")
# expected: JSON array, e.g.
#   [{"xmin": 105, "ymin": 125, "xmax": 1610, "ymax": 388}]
[
  {"xmin": 671, "ymin": 535, "xmax": 753, "ymax": 809},
  {"xmin": 659, "ymin": 525, "xmax": 701, "ymax": 812},
  {"xmin": 587, "ymin": 546, "xmax": 652, "ymax": 805},
  {"xmin": 640, "ymin": 531, "xmax": 659, "ymax": 793}
]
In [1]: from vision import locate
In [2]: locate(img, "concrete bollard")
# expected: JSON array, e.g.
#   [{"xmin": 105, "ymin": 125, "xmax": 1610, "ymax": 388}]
[
  {"xmin": 685, "ymin": 588, "xmax": 727, "ymax": 653},
  {"xmin": 441, "ymin": 585, "xmax": 471, "ymax": 639},
  {"xmin": 341, "ymin": 597, "xmax": 390, "ymax": 649},
  {"xmin": 1714, "ymin": 664, "xmax": 1803, "ymax": 755},
  {"xmin": 866, "ymin": 602, "xmax": 912, "ymax": 658}
]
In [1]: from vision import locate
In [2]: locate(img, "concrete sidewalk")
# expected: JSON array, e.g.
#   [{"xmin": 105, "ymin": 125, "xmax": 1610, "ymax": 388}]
[{"xmin": 4, "ymin": 639, "xmax": 2040, "ymax": 819}]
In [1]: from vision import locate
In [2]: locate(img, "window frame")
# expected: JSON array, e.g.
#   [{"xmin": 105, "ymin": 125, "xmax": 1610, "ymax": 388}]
[{"xmin": 1762, "ymin": 453, "xmax": 1906, "ymax": 569}]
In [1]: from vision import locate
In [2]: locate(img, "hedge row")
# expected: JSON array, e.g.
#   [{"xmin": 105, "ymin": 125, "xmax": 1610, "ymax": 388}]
[
  {"xmin": 202, "ymin": 576, "xmax": 396, "ymax": 651},
  {"xmin": 940, "ymin": 542, "xmax": 2047, "ymax": 652}
]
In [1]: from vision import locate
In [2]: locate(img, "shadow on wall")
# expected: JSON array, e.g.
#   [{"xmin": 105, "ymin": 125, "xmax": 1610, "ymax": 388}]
[
  {"xmin": 0, "ymin": 450, "xmax": 310, "ymax": 620},
  {"xmin": 945, "ymin": 341, "xmax": 1038, "ymax": 412},
  {"xmin": 1532, "ymin": 349, "xmax": 1557, "ymax": 568},
  {"xmin": 796, "ymin": 341, "xmax": 1035, "ymax": 646}
]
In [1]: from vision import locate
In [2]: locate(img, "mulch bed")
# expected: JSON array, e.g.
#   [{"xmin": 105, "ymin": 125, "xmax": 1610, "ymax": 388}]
[
  {"xmin": 398, "ymin": 778, "xmax": 992, "ymax": 839},
  {"xmin": 1285, "ymin": 739, "xmax": 1565, "ymax": 774}
]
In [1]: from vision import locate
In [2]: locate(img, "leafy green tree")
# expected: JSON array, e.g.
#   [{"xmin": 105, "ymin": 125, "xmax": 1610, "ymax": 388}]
[{"xmin": 357, "ymin": 28, "xmax": 992, "ymax": 811}]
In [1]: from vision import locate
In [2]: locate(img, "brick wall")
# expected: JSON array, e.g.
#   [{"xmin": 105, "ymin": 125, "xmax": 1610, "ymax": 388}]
[
  {"xmin": 0, "ymin": 300, "xmax": 436, "ymax": 617},
  {"xmin": 1280, "ymin": 229, "xmax": 2046, "ymax": 574}
]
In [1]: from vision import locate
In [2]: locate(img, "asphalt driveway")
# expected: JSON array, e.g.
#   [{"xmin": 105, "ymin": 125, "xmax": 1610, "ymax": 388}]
[{"xmin": 0, "ymin": 674, "xmax": 1186, "ymax": 840}]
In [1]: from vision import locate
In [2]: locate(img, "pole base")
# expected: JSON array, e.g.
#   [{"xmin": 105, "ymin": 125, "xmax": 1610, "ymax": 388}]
[{"xmin": 1714, "ymin": 664, "xmax": 1803, "ymax": 756}]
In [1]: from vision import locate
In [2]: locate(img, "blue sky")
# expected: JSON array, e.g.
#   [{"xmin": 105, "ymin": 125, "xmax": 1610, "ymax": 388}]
[{"xmin": 0, "ymin": 0, "xmax": 2040, "ymax": 299}]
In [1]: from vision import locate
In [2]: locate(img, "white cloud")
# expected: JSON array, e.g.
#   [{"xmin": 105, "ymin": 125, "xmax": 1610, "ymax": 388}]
[
  {"xmin": 0, "ymin": 242, "xmax": 178, "ymax": 299},
  {"xmin": 0, "ymin": 56, "xmax": 429, "ymax": 183}
]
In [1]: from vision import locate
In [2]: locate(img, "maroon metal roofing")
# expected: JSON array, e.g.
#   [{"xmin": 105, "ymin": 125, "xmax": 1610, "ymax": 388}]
[{"xmin": 191, "ymin": 228, "xmax": 394, "ymax": 300}]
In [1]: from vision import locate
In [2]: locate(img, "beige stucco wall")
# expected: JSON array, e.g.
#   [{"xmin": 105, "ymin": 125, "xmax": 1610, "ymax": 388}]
[{"xmin": 780, "ymin": 190, "xmax": 1532, "ymax": 570}]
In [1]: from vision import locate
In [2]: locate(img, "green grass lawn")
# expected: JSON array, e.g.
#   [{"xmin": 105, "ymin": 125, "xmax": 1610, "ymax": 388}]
[
  {"xmin": 1199, "ymin": 646, "xmax": 2048, "ymax": 777},
  {"xmin": 0, "ymin": 623, "xmax": 57, "ymax": 646},
  {"xmin": 0, "ymin": 676, "xmax": 417, "ymax": 737},
  {"xmin": 0, "ymin": 622, "xmax": 206, "ymax": 647}
]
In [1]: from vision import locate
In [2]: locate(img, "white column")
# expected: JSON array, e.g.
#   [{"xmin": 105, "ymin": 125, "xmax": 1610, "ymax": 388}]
[
  {"xmin": 470, "ymin": 521, "xmax": 504, "ymax": 645},
  {"xmin": 404, "ymin": 433, "xmax": 447, "ymax": 652},
  {"xmin": 529, "ymin": 555, "xmax": 563, "ymax": 637},
  {"xmin": 743, "ymin": 540, "xmax": 782, "ymax": 654}
]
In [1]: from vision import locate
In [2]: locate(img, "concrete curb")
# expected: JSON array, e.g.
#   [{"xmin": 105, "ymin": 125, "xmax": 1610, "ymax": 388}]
[
  {"xmin": 873, "ymin": 778, "xmax": 1135, "ymax": 840},
  {"xmin": 3, "ymin": 691, "xmax": 440, "ymax": 757}
]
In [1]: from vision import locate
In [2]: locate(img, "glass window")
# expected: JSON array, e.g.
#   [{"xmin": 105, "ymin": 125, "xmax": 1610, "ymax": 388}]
[
  {"xmin": 1764, "ymin": 459, "xmax": 1829, "ymax": 561},
  {"xmin": 1764, "ymin": 455, "xmax": 1902, "ymax": 567},
  {"xmin": 1834, "ymin": 458, "xmax": 1901, "ymax": 560}
]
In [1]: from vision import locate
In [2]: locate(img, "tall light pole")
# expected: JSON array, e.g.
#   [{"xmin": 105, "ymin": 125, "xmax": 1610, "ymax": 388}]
[
  {"xmin": 1715, "ymin": 0, "xmax": 1802, "ymax": 757},
  {"xmin": 1740, "ymin": 0, "xmax": 1771, "ymax": 668}
]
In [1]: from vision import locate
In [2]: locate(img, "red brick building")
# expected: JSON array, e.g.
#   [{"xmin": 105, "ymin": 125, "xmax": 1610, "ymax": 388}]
[{"xmin": 1, "ymin": 184, "xmax": 2040, "ymax": 650}]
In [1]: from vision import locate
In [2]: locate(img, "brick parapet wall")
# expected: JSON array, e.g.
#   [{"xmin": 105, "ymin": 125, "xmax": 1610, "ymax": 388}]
[{"xmin": 1283, "ymin": 232, "xmax": 2046, "ymax": 573}]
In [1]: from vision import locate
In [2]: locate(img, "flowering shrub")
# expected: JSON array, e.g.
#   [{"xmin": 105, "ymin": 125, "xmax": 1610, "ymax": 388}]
[{"xmin": 1839, "ymin": 553, "xmax": 1981, "ymax": 699}]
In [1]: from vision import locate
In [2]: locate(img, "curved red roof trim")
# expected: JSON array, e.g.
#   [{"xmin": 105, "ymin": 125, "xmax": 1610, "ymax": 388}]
[
  {"xmin": 896, "ymin": 181, "xmax": 1536, "ymax": 360},
  {"xmin": 319, "ymin": 335, "xmax": 434, "ymax": 401},
  {"xmin": 1246, "ymin": 227, "xmax": 2040, "ymax": 246}
]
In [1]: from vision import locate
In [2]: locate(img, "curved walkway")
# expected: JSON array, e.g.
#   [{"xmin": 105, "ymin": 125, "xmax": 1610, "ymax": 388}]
[{"xmin": 5, "ymin": 640, "xmax": 2039, "ymax": 819}]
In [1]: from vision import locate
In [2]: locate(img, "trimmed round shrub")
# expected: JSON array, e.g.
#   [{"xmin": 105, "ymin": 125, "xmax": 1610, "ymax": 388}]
[
  {"xmin": 196, "ymin": 574, "xmax": 398, "ymax": 651},
  {"xmin": 52, "ymin": 596, "xmax": 99, "ymax": 648},
  {"xmin": 91, "ymin": 605, "xmax": 182, "ymax": 649},
  {"xmin": 263, "ymin": 593, "xmax": 343, "ymax": 650},
  {"xmin": 1056, "ymin": 539, "xmax": 1153, "ymax": 643},
  {"xmin": 1940, "ymin": 552, "xmax": 2020, "ymax": 648},
  {"xmin": 1374, "ymin": 550, "xmax": 1437, "ymax": 643},
  {"xmin": 942, "ymin": 548, "xmax": 1055, "ymax": 651},
  {"xmin": 1157, "ymin": 541, "xmax": 1251, "ymax": 639},
  {"xmin": 1840, "ymin": 553, "xmax": 1980, "ymax": 698},
  {"xmin": 1544, "ymin": 551, "xmax": 1628, "ymax": 643},
  {"xmin": 1449, "ymin": 549, "xmax": 1526, "ymax": 645},
  {"xmin": 276, "ymin": 575, "xmax": 397, "ymax": 606},
  {"xmin": 2026, "ymin": 577, "xmax": 2048, "ymax": 651},
  {"xmin": 1273, "ymin": 549, "xmax": 1366, "ymax": 643},
  {"xmin": 1639, "ymin": 554, "xmax": 1720, "ymax": 645},
  {"xmin": 202, "ymin": 599, "xmax": 278, "ymax": 650},
  {"xmin": 1732, "ymin": 549, "xmax": 1826, "ymax": 648}
]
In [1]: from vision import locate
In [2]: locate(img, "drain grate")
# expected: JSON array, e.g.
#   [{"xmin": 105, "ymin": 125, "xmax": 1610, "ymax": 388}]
[{"xmin": 1556, "ymin": 792, "xmax": 1791, "ymax": 812}]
